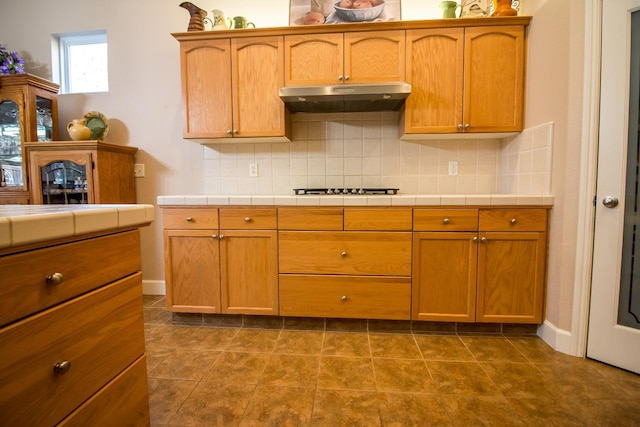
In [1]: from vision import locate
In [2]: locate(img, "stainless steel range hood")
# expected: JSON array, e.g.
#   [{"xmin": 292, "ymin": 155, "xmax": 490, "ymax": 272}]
[{"xmin": 279, "ymin": 82, "xmax": 411, "ymax": 113}]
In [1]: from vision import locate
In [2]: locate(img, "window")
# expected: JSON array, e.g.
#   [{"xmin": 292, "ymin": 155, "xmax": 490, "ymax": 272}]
[{"xmin": 54, "ymin": 31, "xmax": 108, "ymax": 94}]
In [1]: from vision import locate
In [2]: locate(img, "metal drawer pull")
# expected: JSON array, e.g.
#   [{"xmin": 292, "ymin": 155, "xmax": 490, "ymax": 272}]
[
  {"xmin": 211, "ymin": 234, "xmax": 217, "ymax": 239},
  {"xmin": 341, "ymin": 295, "xmax": 347, "ymax": 302},
  {"xmin": 219, "ymin": 234, "xmax": 224, "ymax": 240},
  {"xmin": 185, "ymin": 217, "xmax": 193, "ymax": 222},
  {"xmin": 481, "ymin": 237, "xmax": 487, "ymax": 243},
  {"xmin": 244, "ymin": 217, "xmax": 251, "ymax": 222},
  {"xmin": 473, "ymin": 237, "xmax": 478, "ymax": 242},
  {"xmin": 46, "ymin": 272, "xmax": 64, "ymax": 285},
  {"xmin": 340, "ymin": 251, "xmax": 347, "ymax": 257},
  {"xmin": 53, "ymin": 360, "xmax": 71, "ymax": 375},
  {"xmin": 511, "ymin": 218, "xmax": 517, "ymax": 224},
  {"xmin": 443, "ymin": 218, "xmax": 450, "ymax": 224}
]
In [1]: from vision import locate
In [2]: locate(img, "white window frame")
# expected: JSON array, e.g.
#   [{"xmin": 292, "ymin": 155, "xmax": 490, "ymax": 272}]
[{"xmin": 54, "ymin": 30, "xmax": 108, "ymax": 94}]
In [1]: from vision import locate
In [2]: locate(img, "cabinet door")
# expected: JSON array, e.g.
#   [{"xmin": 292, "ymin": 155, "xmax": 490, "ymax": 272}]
[
  {"xmin": 344, "ymin": 31, "xmax": 405, "ymax": 83},
  {"xmin": 284, "ymin": 33, "xmax": 343, "ymax": 85},
  {"xmin": 464, "ymin": 26, "xmax": 525, "ymax": 132},
  {"xmin": 28, "ymin": 151, "xmax": 94, "ymax": 204},
  {"xmin": 412, "ymin": 232, "xmax": 478, "ymax": 322},
  {"xmin": 180, "ymin": 39, "xmax": 232, "ymax": 138},
  {"xmin": 219, "ymin": 230, "xmax": 278, "ymax": 315},
  {"xmin": 0, "ymin": 90, "xmax": 26, "ymax": 193},
  {"xmin": 163, "ymin": 229, "xmax": 221, "ymax": 313},
  {"xmin": 232, "ymin": 37, "xmax": 286, "ymax": 137},
  {"xmin": 403, "ymin": 28, "xmax": 464, "ymax": 134},
  {"xmin": 476, "ymin": 232, "xmax": 546, "ymax": 323}
]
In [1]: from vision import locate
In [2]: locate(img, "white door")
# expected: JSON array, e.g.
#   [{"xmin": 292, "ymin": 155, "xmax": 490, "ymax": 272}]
[{"xmin": 588, "ymin": 0, "xmax": 640, "ymax": 374}]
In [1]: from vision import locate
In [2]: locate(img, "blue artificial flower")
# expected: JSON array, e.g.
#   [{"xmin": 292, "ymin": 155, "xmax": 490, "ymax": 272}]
[{"xmin": 0, "ymin": 44, "xmax": 26, "ymax": 74}]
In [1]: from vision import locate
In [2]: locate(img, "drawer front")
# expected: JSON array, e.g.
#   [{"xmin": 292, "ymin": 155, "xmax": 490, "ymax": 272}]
[
  {"xmin": 413, "ymin": 209, "xmax": 479, "ymax": 231},
  {"xmin": 279, "ymin": 274, "xmax": 411, "ymax": 320},
  {"xmin": 277, "ymin": 208, "xmax": 344, "ymax": 230},
  {"xmin": 163, "ymin": 208, "xmax": 219, "ymax": 229},
  {"xmin": 479, "ymin": 209, "xmax": 547, "ymax": 232},
  {"xmin": 0, "ymin": 231, "xmax": 141, "ymax": 327},
  {"xmin": 219, "ymin": 207, "xmax": 277, "ymax": 229},
  {"xmin": 0, "ymin": 273, "xmax": 145, "ymax": 427},
  {"xmin": 58, "ymin": 356, "xmax": 150, "ymax": 427},
  {"xmin": 344, "ymin": 208, "xmax": 412, "ymax": 231},
  {"xmin": 279, "ymin": 231, "xmax": 412, "ymax": 276}
]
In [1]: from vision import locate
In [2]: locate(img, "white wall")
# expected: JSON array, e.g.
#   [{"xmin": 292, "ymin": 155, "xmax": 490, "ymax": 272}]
[{"xmin": 0, "ymin": 0, "xmax": 582, "ymax": 341}]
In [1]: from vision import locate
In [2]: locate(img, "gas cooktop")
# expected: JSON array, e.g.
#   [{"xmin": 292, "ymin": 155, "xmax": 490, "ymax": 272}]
[{"xmin": 293, "ymin": 188, "xmax": 399, "ymax": 195}]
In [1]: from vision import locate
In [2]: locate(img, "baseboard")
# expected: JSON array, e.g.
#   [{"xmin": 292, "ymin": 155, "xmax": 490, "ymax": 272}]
[
  {"xmin": 143, "ymin": 280, "xmax": 166, "ymax": 296},
  {"xmin": 538, "ymin": 319, "xmax": 576, "ymax": 356}
]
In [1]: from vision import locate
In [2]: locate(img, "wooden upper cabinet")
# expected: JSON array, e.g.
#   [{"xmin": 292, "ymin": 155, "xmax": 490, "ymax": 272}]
[
  {"xmin": 179, "ymin": 36, "xmax": 288, "ymax": 140},
  {"xmin": 284, "ymin": 30, "xmax": 405, "ymax": 86},
  {"xmin": 402, "ymin": 25, "xmax": 525, "ymax": 136}
]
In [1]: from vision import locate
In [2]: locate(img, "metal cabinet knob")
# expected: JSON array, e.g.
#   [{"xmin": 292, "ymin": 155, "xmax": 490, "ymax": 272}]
[
  {"xmin": 338, "ymin": 75, "xmax": 344, "ymax": 81},
  {"xmin": 443, "ymin": 218, "xmax": 450, "ymax": 224},
  {"xmin": 481, "ymin": 237, "xmax": 487, "ymax": 243},
  {"xmin": 211, "ymin": 234, "xmax": 217, "ymax": 239},
  {"xmin": 473, "ymin": 237, "xmax": 478, "ymax": 242},
  {"xmin": 226, "ymin": 129, "xmax": 232, "ymax": 135},
  {"xmin": 46, "ymin": 272, "xmax": 64, "ymax": 285},
  {"xmin": 344, "ymin": 75, "xmax": 350, "ymax": 81},
  {"xmin": 457, "ymin": 124, "xmax": 464, "ymax": 131},
  {"xmin": 232, "ymin": 129, "xmax": 238, "ymax": 135},
  {"xmin": 510, "ymin": 218, "xmax": 517, "ymax": 224},
  {"xmin": 602, "ymin": 196, "xmax": 619, "ymax": 208},
  {"xmin": 465, "ymin": 124, "xmax": 470, "ymax": 130},
  {"xmin": 340, "ymin": 251, "xmax": 347, "ymax": 257},
  {"xmin": 219, "ymin": 234, "xmax": 224, "ymax": 240},
  {"xmin": 53, "ymin": 360, "xmax": 71, "ymax": 375},
  {"xmin": 244, "ymin": 217, "xmax": 251, "ymax": 222},
  {"xmin": 341, "ymin": 295, "xmax": 347, "ymax": 302},
  {"xmin": 185, "ymin": 217, "xmax": 193, "ymax": 222}
]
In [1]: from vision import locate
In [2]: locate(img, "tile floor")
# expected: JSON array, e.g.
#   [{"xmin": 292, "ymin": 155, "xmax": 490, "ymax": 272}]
[{"xmin": 143, "ymin": 296, "xmax": 640, "ymax": 426}]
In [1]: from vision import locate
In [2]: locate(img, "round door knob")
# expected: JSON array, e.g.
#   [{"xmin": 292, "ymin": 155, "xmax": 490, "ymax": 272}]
[
  {"xmin": 443, "ymin": 218, "xmax": 450, "ymax": 224},
  {"xmin": 185, "ymin": 217, "xmax": 193, "ymax": 222},
  {"xmin": 473, "ymin": 237, "xmax": 478, "ymax": 242},
  {"xmin": 341, "ymin": 295, "xmax": 347, "ymax": 302},
  {"xmin": 481, "ymin": 237, "xmax": 487, "ymax": 243},
  {"xmin": 53, "ymin": 360, "xmax": 71, "ymax": 375},
  {"xmin": 602, "ymin": 196, "xmax": 619, "ymax": 208},
  {"xmin": 344, "ymin": 75, "xmax": 350, "ymax": 81},
  {"xmin": 244, "ymin": 217, "xmax": 251, "ymax": 222},
  {"xmin": 226, "ymin": 130, "xmax": 232, "ymax": 135},
  {"xmin": 219, "ymin": 234, "xmax": 224, "ymax": 240},
  {"xmin": 46, "ymin": 272, "xmax": 64, "ymax": 285},
  {"xmin": 232, "ymin": 129, "xmax": 238, "ymax": 135},
  {"xmin": 340, "ymin": 251, "xmax": 347, "ymax": 257},
  {"xmin": 510, "ymin": 218, "xmax": 517, "ymax": 224},
  {"xmin": 465, "ymin": 124, "xmax": 470, "ymax": 130},
  {"xmin": 338, "ymin": 75, "xmax": 344, "ymax": 81},
  {"xmin": 457, "ymin": 124, "xmax": 463, "ymax": 131}
]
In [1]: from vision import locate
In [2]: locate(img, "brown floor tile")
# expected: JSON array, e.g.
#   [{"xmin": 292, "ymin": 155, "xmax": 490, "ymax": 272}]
[
  {"xmin": 274, "ymin": 330, "xmax": 324, "ymax": 354},
  {"xmin": 480, "ymin": 361, "xmax": 560, "ymax": 398},
  {"xmin": 322, "ymin": 332, "xmax": 371, "ymax": 357},
  {"xmin": 168, "ymin": 381, "xmax": 255, "ymax": 426},
  {"xmin": 427, "ymin": 361, "xmax": 501, "ymax": 396},
  {"xmin": 144, "ymin": 324, "xmax": 197, "ymax": 349},
  {"xmin": 582, "ymin": 398, "xmax": 640, "ymax": 426},
  {"xmin": 536, "ymin": 362, "xmax": 632, "ymax": 400},
  {"xmin": 586, "ymin": 359, "xmax": 640, "ymax": 399},
  {"xmin": 261, "ymin": 354, "xmax": 320, "ymax": 387},
  {"xmin": 283, "ymin": 316, "xmax": 325, "ymax": 330},
  {"xmin": 202, "ymin": 351, "xmax": 270, "ymax": 385},
  {"xmin": 239, "ymin": 385, "xmax": 315, "ymax": 427},
  {"xmin": 226, "ymin": 328, "xmax": 280, "ymax": 352},
  {"xmin": 143, "ymin": 295, "xmax": 165, "ymax": 307},
  {"xmin": 179, "ymin": 326, "xmax": 238, "ymax": 351},
  {"xmin": 325, "ymin": 318, "xmax": 368, "ymax": 332},
  {"xmin": 311, "ymin": 389, "xmax": 381, "ymax": 426},
  {"xmin": 508, "ymin": 336, "xmax": 579, "ymax": 364},
  {"xmin": 415, "ymin": 335, "xmax": 475, "ymax": 361},
  {"xmin": 369, "ymin": 333, "xmax": 422, "ymax": 359},
  {"xmin": 507, "ymin": 397, "xmax": 601, "ymax": 427},
  {"xmin": 440, "ymin": 395, "xmax": 525, "ymax": 426},
  {"xmin": 147, "ymin": 377, "xmax": 198, "ymax": 425},
  {"xmin": 144, "ymin": 307, "xmax": 173, "ymax": 324},
  {"xmin": 145, "ymin": 346, "xmax": 176, "ymax": 373},
  {"xmin": 373, "ymin": 358, "xmax": 438, "ymax": 393},
  {"xmin": 459, "ymin": 336, "xmax": 527, "ymax": 362},
  {"xmin": 378, "ymin": 392, "xmax": 453, "ymax": 426},
  {"xmin": 147, "ymin": 348, "xmax": 221, "ymax": 380},
  {"xmin": 318, "ymin": 356, "xmax": 376, "ymax": 390}
]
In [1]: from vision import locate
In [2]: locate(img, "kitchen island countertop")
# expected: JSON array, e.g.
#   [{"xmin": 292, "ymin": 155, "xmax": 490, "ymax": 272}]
[{"xmin": 0, "ymin": 204, "xmax": 154, "ymax": 250}]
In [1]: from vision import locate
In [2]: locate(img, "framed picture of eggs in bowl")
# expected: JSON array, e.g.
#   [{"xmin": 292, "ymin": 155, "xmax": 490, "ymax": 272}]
[{"xmin": 289, "ymin": 0, "xmax": 402, "ymax": 26}]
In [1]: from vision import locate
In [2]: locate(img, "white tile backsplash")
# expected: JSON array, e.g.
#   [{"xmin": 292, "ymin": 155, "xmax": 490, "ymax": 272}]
[{"xmin": 201, "ymin": 114, "xmax": 554, "ymax": 196}]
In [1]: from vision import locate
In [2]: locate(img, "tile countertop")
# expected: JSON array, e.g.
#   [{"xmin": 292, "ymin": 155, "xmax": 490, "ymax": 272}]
[
  {"xmin": 157, "ymin": 194, "xmax": 555, "ymax": 207},
  {"xmin": 0, "ymin": 204, "xmax": 155, "ymax": 250}
]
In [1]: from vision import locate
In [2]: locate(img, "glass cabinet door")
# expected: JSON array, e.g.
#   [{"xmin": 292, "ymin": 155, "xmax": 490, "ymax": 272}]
[
  {"xmin": 35, "ymin": 95, "xmax": 54, "ymax": 142},
  {"xmin": 0, "ymin": 96, "xmax": 23, "ymax": 187},
  {"xmin": 39, "ymin": 160, "xmax": 88, "ymax": 204}
]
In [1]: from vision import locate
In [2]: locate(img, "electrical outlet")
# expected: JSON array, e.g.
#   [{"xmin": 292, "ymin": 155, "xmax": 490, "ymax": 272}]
[
  {"xmin": 134, "ymin": 163, "xmax": 145, "ymax": 178},
  {"xmin": 448, "ymin": 161, "xmax": 458, "ymax": 176},
  {"xmin": 249, "ymin": 163, "xmax": 258, "ymax": 177}
]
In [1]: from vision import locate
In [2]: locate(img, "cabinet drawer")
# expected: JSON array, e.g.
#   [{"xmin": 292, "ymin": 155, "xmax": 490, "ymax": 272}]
[
  {"xmin": 344, "ymin": 208, "xmax": 412, "ymax": 231},
  {"xmin": 58, "ymin": 355, "xmax": 150, "ymax": 427},
  {"xmin": 479, "ymin": 209, "xmax": 547, "ymax": 232},
  {"xmin": 0, "ymin": 230, "xmax": 141, "ymax": 327},
  {"xmin": 414, "ymin": 209, "xmax": 479, "ymax": 231},
  {"xmin": 279, "ymin": 274, "xmax": 411, "ymax": 320},
  {"xmin": 278, "ymin": 207, "xmax": 344, "ymax": 230},
  {"xmin": 0, "ymin": 273, "xmax": 145, "ymax": 427},
  {"xmin": 163, "ymin": 208, "xmax": 219, "ymax": 229},
  {"xmin": 279, "ymin": 231, "xmax": 412, "ymax": 276},
  {"xmin": 219, "ymin": 207, "xmax": 277, "ymax": 229}
]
